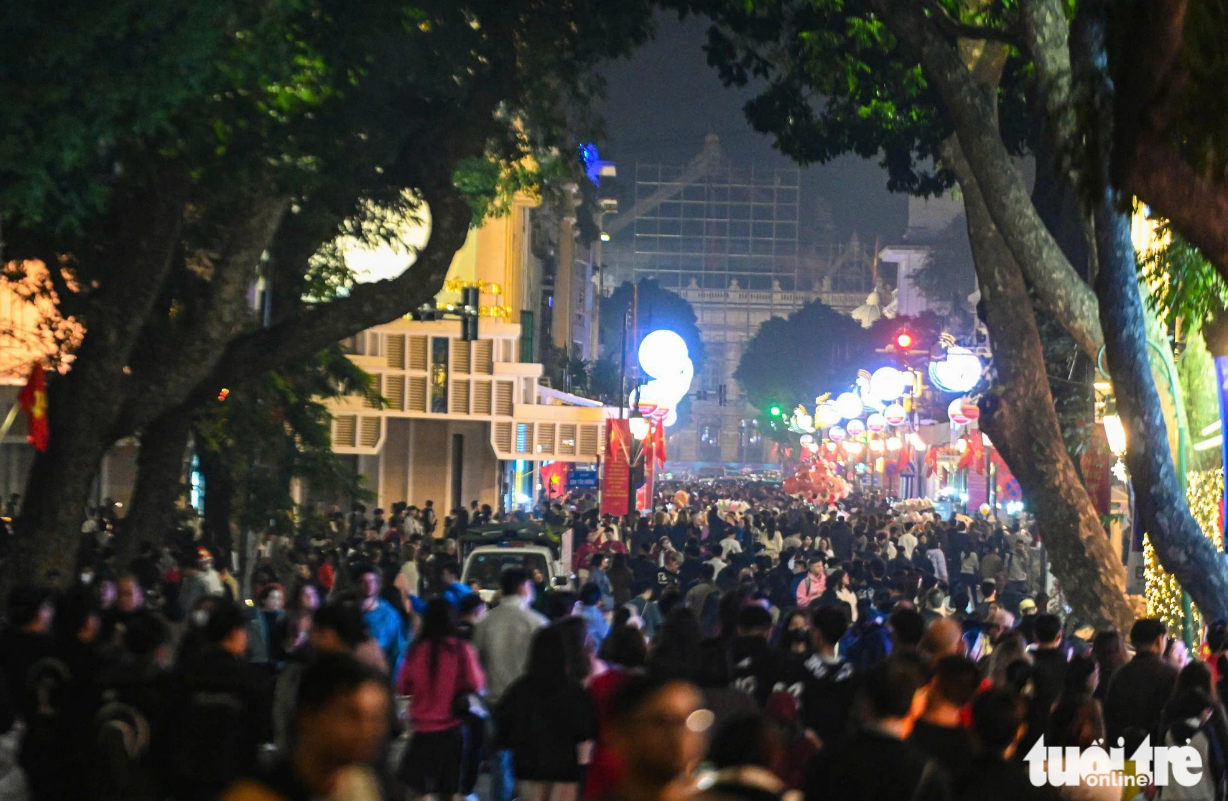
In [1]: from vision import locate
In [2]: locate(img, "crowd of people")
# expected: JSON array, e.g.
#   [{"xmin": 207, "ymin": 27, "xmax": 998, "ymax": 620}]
[{"xmin": 0, "ymin": 482, "xmax": 1223, "ymax": 801}]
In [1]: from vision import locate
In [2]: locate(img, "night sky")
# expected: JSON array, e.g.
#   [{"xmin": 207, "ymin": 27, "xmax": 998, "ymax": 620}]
[{"xmin": 597, "ymin": 13, "xmax": 909, "ymax": 248}]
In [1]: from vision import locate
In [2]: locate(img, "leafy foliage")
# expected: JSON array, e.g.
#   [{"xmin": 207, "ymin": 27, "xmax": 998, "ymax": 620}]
[
  {"xmin": 669, "ymin": 0, "xmax": 1033, "ymax": 195},
  {"xmin": 1140, "ymin": 221, "xmax": 1228, "ymax": 329},
  {"xmin": 598, "ymin": 279, "xmax": 706, "ymax": 378},
  {"xmin": 193, "ymin": 346, "xmax": 375, "ymax": 537}
]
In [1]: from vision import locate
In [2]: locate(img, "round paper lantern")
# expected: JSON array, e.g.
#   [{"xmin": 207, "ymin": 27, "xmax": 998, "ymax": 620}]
[
  {"xmin": 816, "ymin": 402, "xmax": 841, "ymax": 428},
  {"xmin": 866, "ymin": 413, "xmax": 888, "ymax": 433},
  {"xmin": 846, "ymin": 419, "xmax": 866, "ymax": 437},
  {"xmin": 844, "ymin": 441, "xmax": 862, "ymax": 455},
  {"xmin": 828, "ymin": 425, "xmax": 847, "ymax": 442},
  {"xmin": 869, "ymin": 366, "xmax": 907, "ymax": 403},
  {"xmin": 929, "ymin": 346, "xmax": 983, "ymax": 393},
  {"xmin": 637, "ymin": 330, "xmax": 688, "ymax": 379},
  {"xmin": 835, "ymin": 392, "xmax": 863, "ymax": 420},
  {"xmin": 806, "ymin": 441, "xmax": 819, "ymax": 453},
  {"xmin": 948, "ymin": 398, "xmax": 970, "ymax": 425},
  {"xmin": 883, "ymin": 403, "xmax": 907, "ymax": 426},
  {"xmin": 799, "ymin": 433, "xmax": 814, "ymax": 445},
  {"xmin": 886, "ymin": 436, "xmax": 902, "ymax": 451},
  {"xmin": 961, "ymin": 400, "xmax": 981, "ymax": 421}
]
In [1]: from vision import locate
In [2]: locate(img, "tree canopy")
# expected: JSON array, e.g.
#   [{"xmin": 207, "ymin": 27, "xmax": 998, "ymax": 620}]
[{"xmin": 0, "ymin": 0, "xmax": 656, "ymax": 579}]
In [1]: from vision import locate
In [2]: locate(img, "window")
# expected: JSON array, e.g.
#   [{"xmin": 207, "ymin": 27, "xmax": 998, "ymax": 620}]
[
  {"xmin": 431, "ymin": 337, "xmax": 449, "ymax": 413},
  {"xmin": 463, "ymin": 551, "xmax": 550, "ymax": 591}
]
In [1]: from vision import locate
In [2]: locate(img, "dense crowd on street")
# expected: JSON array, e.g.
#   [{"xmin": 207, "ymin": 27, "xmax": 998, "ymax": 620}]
[{"xmin": 0, "ymin": 483, "xmax": 1224, "ymax": 801}]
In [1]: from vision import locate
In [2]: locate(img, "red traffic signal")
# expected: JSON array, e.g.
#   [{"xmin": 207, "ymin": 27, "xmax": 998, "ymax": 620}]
[{"xmin": 895, "ymin": 331, "xmax": 914, "ymax": 349}]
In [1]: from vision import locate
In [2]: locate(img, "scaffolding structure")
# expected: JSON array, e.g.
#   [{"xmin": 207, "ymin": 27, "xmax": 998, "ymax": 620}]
[{"xmin": 628, "ymin": 143, "xmax": 801, "ymax": 292}]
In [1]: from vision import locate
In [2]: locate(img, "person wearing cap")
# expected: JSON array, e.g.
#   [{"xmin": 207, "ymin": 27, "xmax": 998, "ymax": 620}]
[{"xmin": 180, "ymin": 547, "xmax": 226, "ymax": 615}]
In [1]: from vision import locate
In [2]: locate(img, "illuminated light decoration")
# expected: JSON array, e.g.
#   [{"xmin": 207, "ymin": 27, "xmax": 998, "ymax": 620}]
[
  {"xmin": 799, "ymin": 434, "xmax": 814, "ymax": 445},
  {"xmin": 874, "ymin": 457, "xmax": 885, "ymax": 473},
  {"xmin": 948, "ymin": 398, "xmax": 971, "ymax": 425},
  {"xmin": 956, "ymin": 437, "xmax": 968, "ymax": 453},
  {"xmin": 961, "ymin": 400, "xmax": 981, "ymax": 422},
  {"xmin": 816, "ymin": 402, "xmax": 841, "ymax": 428},
  {"xmin": 895, "ymin": 331, "xmax": 914, "ymax": 349},
  {"xmin": 599, "ymin": 232, "xmax": 611, "ymax": 242},
  {"xmin": 769, "ymin": 404, "xmax": 783, "ymax": 417},
  {"xmin": 846, "ymin": 419, "xmax": 866, "ymax": 438},
  {"xmin": 1145, "ymin": 469, "xmax": 1224, "ymax": 632},
  {"xmin": 825, "ymin": 441, "xmax": 838, "ymax": 452},
  {"xmin": 886, "ymin": 436, "xmax": 902, "ymax": 451},
  {"xmin": 869, "ymin": 439, "xmax": 885, "ymax": 453},
  {"xmin": 869, "ymin": 367, "xmax": 907, "ymax": 404},
  {"xmin": 1102, "ymin": 414, "xmax": 1127, "ymax": 455},
  {"xmin": 883, "ymin": 403, "xmax": 907, "ymax": 426},
  {"xmin": 929, "ymin": 346, "xmax": 983, "ymax": 394},
  {"xmin": 866, "ymin": 413, "xmax": 888, "ymax": 433},
  {"xmin": 979, "ymin": 503, "xmax": 992, "ymax": 516},
  {"xmin": 828, "ymin": 426, "xmax": 847, "ymax": 442},
  {"xmin": 629, "ymin": 415, "xmax": 650, "ymax": 440},
  {"xmin": 844, "ymin": 441, "xmax": 863, "ymax": 455},
  {"xmin": 217, "ymin": 388, "xmax": 230, "ymax": 402},
  {"xmin": 806, "ymin": 442, "xmax": 819, "ymax": 454},
  {"xmin": 835, "ymin": 392, "xmax": 863, "ymax": 420},
  {"xmin": 909, "ymin": 433, "xmax": 927, "ymax": 451},
  {"xmin": 855, "ymin": 462, "xmax": 869, "ymax": 473},
  {"xmin": 636, "ymin": 330, "xmax": 694, "ymax": 427}
]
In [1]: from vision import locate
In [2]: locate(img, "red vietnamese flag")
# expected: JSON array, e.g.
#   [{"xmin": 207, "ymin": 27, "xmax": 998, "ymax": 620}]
[
  {"xmin": 18, "ymin": 364, "xmax": 48, "ymax": 451},
  {"xmin": 540, "ymin": 461, "xmax": 570, "ymax": 499}
]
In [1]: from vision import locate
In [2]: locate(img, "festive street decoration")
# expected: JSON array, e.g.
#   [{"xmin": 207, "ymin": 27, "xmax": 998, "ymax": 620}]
[{"xmin": 1145, "ymin": 469, "xmax": 1223, "ymax": 631}]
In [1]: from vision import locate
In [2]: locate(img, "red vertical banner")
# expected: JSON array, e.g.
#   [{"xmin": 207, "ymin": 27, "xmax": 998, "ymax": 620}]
[
  {"xmin": 19, "ymin": 364, "xmax": 48, "ymax": 452},
  {"xmin": 1081, "ymin": 424, "xmax": 1112, "ymax": 516},
  {"xmin": 601, "ymin": 420, "xmax": 631, "ymax": 516}
]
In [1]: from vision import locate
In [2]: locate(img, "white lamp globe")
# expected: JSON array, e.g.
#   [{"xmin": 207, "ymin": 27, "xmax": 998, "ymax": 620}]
[
  {"xmin": 799, "ymin": 434, "xmax": 814, "ymax": 445},
  {"xmin": 930, "ymin": 346, "xmax": 982, "ymax": 394},
  {"xmin": 835, "ymin": 392, "xmax": 863, "ymax": 420},
  {"xmin": 846, "ymin": 419, "xmax": 866, "ymax": 438},
  {"xmin": 829, "ymin": 425, "xmax": 847, "ymax": 442},
  {"xmin": 638, "ymin": 330, "xmax": 689, "ymax": 380},
  {"xmin": 866, "ymin": 413, "xmax": 888, "ymax": 433},
  {"xmin": 869, "ymin": 367, "xmax": 906, "ymax": 403},
  {"xmin": 816, "ymin": 402, "xmax": 841, "ymax": 428},
  {"xmin": 883, "ymin": 403, "xmax": 907, "ymax": 426}
]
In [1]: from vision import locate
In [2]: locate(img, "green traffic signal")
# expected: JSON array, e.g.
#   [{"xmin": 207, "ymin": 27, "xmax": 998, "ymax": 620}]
[{"xmin": 769, "ymin": 404, "xmax": 782, "ymax": 417}]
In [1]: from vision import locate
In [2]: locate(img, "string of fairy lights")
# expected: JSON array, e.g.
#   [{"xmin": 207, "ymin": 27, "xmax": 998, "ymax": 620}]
[{"xmin": 1145, "ymin": 469, "xmax": 1224, "ymax": 631}]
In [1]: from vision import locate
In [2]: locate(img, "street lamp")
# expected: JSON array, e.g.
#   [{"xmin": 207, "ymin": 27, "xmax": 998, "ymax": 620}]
[{"xmin": 1103, "ymin": 414, "xmax": 1127, "ymax": 456}]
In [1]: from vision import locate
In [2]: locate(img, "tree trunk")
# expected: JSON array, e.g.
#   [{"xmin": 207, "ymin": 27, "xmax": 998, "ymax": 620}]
[
  {"xmin": 1093, "ymin": 199, "xmax": 1228, "ymax": 621},
  {"xmin": 117, "ymin": 408, "xmax": 193, "ymax": 566},
  {"xmin": 12, "ymin": 172, "xmax": 190, "ymax": 585},
  {"xmin": 945, "ymin": 138, "xmax": 1134, "ymax": 631}
]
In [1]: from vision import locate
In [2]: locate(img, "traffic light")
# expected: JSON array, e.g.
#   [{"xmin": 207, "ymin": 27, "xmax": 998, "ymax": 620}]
[
  {"xmin": 461, "ymin": 286, "xmax": 480, "ymax": 341},
  {"xmin": 895, "ymin": 330, "xmax": 914, "ymax": 350},
  {"xmin": 768, "ymin": 403, "xmax": 782, "ymax": 417}
]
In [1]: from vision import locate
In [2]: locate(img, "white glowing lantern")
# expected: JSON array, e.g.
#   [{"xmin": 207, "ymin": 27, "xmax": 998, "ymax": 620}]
[
  {"xmin": 835, "ymin": 392, "xmax": 863, "ymax": 420},
  {"xmin": 956, "ymin": 437, "xmax": 968, "ymax": 453},
  {"xmin": 828, "ymin": 425, "xmax": 847, "ymax": 442},
  {"xmin": 886, "ymin": 436, "xmax": 902, "ymax": 451},
  {"xmin": 869, "ymin": 439, "xmax": 885, "ymax": 453},
  {"xmin": 799, "ymin": 434, "xmax": 814, "ymax": 445},
  {"xmin": 825, "ymin": 441, "xmax": 838, "ymax": 452},
  {"xmin": 930, "ymin": 346, "xmax": 983, "ymax": 394},
  {"xmin": 636, "ymin": 329, "xmax": 694, "ymax": 427},
  {"xmin": 910, "ymin": 433, "xmax": 927, "ymax": 451},
  {"xmin": 869, "ymin": 366, "xmax": 907, "ymax": 403},
  {"xmin": 806, "ymin": 441, "xmax": 819, "ymax": 453},
  {"xmin": 846, "ymin": 419, "xmax": 866, "ymax": 438},
  {"xmin": 816, "ymin": 402, "xmax": 841, "ymax": 428},
  {"xmin": 883, "ymin": 403, "xmax": 907, "ymax": 426},
  {"xmin": 844, "ymin": 441, "xmax": 863, "ymax": 455},
  {"xmin": 866, "ymin": 413, "xmax": 888, "ymax": 433},
  {"xmin": 948, "ymin": 398, "xmax": 971, "ymax": 425}
]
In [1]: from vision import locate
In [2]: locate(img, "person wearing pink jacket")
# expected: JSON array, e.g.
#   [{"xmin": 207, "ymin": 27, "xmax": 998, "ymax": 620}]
[
  {"xmin": 795, "ymin": 556, "xmax": 827, "ymax": 608},
  {"xmin": 396, "ymin": 599, "xmax": 487, "ymax": 798}
]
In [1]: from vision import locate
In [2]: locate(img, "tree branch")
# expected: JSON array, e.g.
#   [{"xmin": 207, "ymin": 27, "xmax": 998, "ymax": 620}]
[
  {"xmin": 203, "ymin": 180, "xmax": 471, "ymax": 394},
  {"xmin": 922, "ymin": 0, "xmax": 1020, "ymax": 46},
  {"xmin": 871, "ymin": 0, "xmax": 1105, "ymax": 359}
]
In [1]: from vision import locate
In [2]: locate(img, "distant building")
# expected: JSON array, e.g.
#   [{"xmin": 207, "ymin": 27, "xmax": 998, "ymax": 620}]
[{"xmin": 601, "ymin": 136, "xmax": 878, "ymax": 467}]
